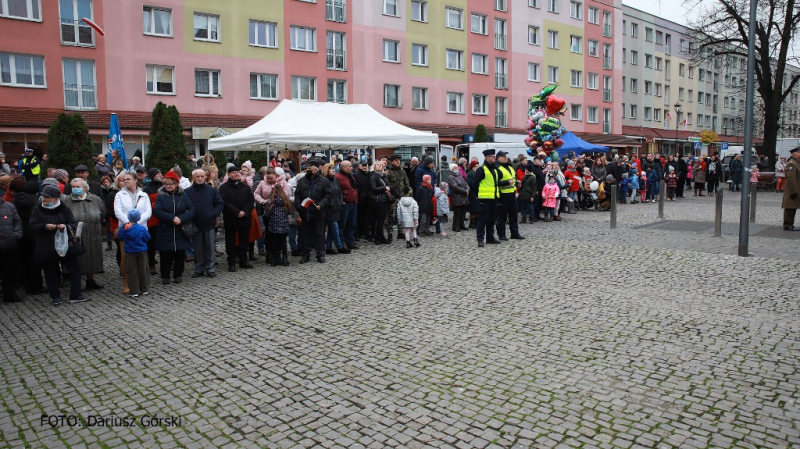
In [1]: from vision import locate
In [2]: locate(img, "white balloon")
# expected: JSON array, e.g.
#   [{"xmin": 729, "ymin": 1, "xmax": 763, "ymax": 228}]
[{"xmin": 590, "ymin": 181, "xmax": 599, "ymax": 191}]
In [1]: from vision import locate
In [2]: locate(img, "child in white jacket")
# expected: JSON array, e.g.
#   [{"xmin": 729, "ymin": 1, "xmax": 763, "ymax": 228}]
[
  {"xmin": 434, "ymin": 182, "xmax": 450, "ymax": 236},
  {"xmin": 396, "ymin": 187, "xmax": 420, "ymax": 248}
]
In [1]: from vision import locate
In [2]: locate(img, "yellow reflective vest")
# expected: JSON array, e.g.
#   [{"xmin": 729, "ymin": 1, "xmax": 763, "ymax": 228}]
[
  {"xmin": 497, "ymin": 165, "xmax": 516, "ymax": 194},
  {"xmin": 478, "ymin": 165, "xmax": 499, "ymax": 199}
]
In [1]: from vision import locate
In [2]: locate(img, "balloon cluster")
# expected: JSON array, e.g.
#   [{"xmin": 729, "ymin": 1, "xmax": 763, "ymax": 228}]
[{"xmin": 524, "ymin": 83, "xmax": 568, "ymax": 156}]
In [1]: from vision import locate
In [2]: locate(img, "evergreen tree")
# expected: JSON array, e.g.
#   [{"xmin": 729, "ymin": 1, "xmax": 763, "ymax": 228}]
[
  {"xmin": 45, "ymin": 112, "xmax": 99, "ymax": 181},
  {"xmin": 235, "ymin": 151, "xmax": 270, "ymax": 171},
  {"xmin": 474, "ymin": 124, "xmax": 488, "ymax": 143},
  {"xmin": 147, "ymin": 102, "xmax": 189, "ymax": 175}
]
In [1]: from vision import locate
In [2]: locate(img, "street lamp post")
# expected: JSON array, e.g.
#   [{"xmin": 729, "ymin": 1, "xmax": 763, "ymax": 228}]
[{"xmin": 674, "ymin": 102, "xmax": 682, "ymax": 155}]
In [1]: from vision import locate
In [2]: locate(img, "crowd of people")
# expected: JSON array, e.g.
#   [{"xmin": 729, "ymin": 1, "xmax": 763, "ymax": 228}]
[{"xmin": 0, "ymin": 145, "xmax": 798, "ymax": 305}]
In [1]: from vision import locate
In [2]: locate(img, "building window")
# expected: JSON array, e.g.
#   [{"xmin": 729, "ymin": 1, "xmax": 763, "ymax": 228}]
[
  {"xmin": 249, "ymin": 20, "xmax": 277, "ymax": 48},
  {"xmin": 698, "ymin": 69, "xmax": 705, "ymax": 82},
  {"xmin": 688, "ymin": 89, "xmax": 693, "ymax": 102},
  {"xmin": 547, "ymin": 30, "xmax": 558, "ymax": 49},
  {"xmin": 327, "ymin": 79, "xmax": 346, "ymax": 103},
  {"xmin": 630, "ymin": 78, "xmax": 637, "ymax": 92},
  {"xmin": 145, "ymin": 64, "xmax": 174, "ymax": 94},
  {"xmin": 528, "ymin": 62, "xmax": 540, "ymax": 82},
  {"xmin": 495, "ymin": 0, "xmax": 507, "ymax": 12},
  {"xmin": 587, "ymin": 40, "xmax": 598, "ymax": 57},
  {"xmin": 250, "ymin": 73, "xmax": 277, "ymax": 100},
  {"xmin": 656, "ymin": 57, "xmax": 662, "ymax": 71},
  {"xmin": 603, "ymin": 108, "xmax": 611, "ymax": 133},
  {"xmin": 446, "ymin": 7, "xmax": 463, "ymax": 29},
  {"xmin": 645, "ymin": 27, "xmax": 653, "ymax": 42},
  {"xmin": 412, "ymin": 87, "xmax": 428, "ymax": 109},
  {"xmin": 326, "ymin": 0, "xmax": 346, "ymax": 22},
  {"xmin": 630, "ymin": 22, "xmax": 638, "ymax": 38},
  {"xmin": 587, "ymin": 106, "xmax": 598, "ymax": 123},
  {"xmin": 679, "ymin": 63, "xmax": 686, "ymax": 77},
  {"xmin": 412, "ymin": 43, "xmax": 428, "ymax": 66},
  {"xmin": 446, "ymin": 49, "xmax": 463, "ymax": 70},
  {"xmin": 645, "ymin": 54, "xmax": 653, "ymax": 68},
  {"xmin": 143, "ymin": 6, "xmax": 172, "ymax": 37},
  {"xmin": 472, "ymin": 53, "xmax": 488, "ymax": 74},
  {"xmin": 655, "ymin": 83, "xmax": 662, "ymax": 96},
  {"xmin": 656, "ymin": 30, "xmax": 663, "ymax": 44},
  {"xmin": 644, "ymin": 107, "xmax": 651, "ymax": 120},
  {"xmin": 603, "ymin": 44, "xmax": 612, "ymax": 69},
  {"xmin": 195, "ymin": 69, "xmax": 220, "ymax": 97},
  {"xmin": 0, "ymin": 53, "xmax": 45, "ymax": 88},
  {"xmin": 1, "ymin": 0, "xmax": 41, "ymax": 21},
  {"xmin": 494, "ymin": 18, "xmax": 507, "ymax": 50},
  {"xmin": 622, "ymin": 76, "xmax": 625, "ymax": 91},
  {"xmin": 644, "ymin": 81, "xmax": 652, "ymax": 95},
  {"xmin": 291, "ymin": 76, "xmax": 316, "ymax": 100},
  {"xmin": 570, "ymin": 69, "xmax": 582, "ymax": 88},
  {"xmin": 654, "ymin": 109, "xmax": 661, "ymax": 121},
  {"xmin": 471, "ymin": 13, "xmax": 488, "ymax": 34},
  {"xmin": 472, "ymin": 94, "xmax": 488, "ymax": 115},
  {"xmin": 495, "ymin": 57, "xmax": 507, "ymax": 89},
  {"xmin": 411, "ymin": 0, "xmax": 427, "ymax": 22},
  {"xmin": 528, "ymin": 26, "xmax": 539, "ymax": 45},
  {"xmin": 548, "ymin": 65, "xmax": 559, "ymax": 84},
  {"xmin": 529, "ymin": 0, "xmax": 539, "ymax": 7},
  {"xmin": 570, "ymin": 104, "xmax": 581, "ymax": 121},
  {"xmin": 447, "ymin": 92, "xmax": 464, "ymax": 113},
  {"xmin": 570, "ymin": 35, "xmax": 582, "ymax": 53},
  {"xmin": 569, "ymin": 1, "xmax": 581, "ymax": 19},
  {"xmin": 63, "ymin": 59, "xmax": 96, "ymax": 110},
  {"xmin": 383, "ymin": 0, "xmax": 398, "ymax": 16},
  {"xmin": 630, "ymin": 50, "xmax": 638, "ymax": 65},
  {"xmin": 496, "ymin": 97, "xmax": 508, "ymax": 127},
  {"xmin": 326, "ymin": 31, "xmax": 346, "ymax": 70},
  {"xmin": 384, "ymin": 84, "xmax": 401, "ymax": 107},
  {"xmin": 383, "ymin": 39, "xmax": 400, "ymax": 62},
  {"xmin": 290, "ymin": 26, "xmax": 316, "ymax": 51},
  {"xmin": 60, "ymin": 0, "xmax": 94, "ymax": 46},
  {"xmin": 678, "ymin": 87, "xmax": 684, "ymax": 100},
  {"xmin": 622, "ymin": 48, "xmax": 626, "ymax": 63},
  {"xmin": 587, "ymin": 72, "xmax": 598, "ymax": 90},
  {"xmin": 587, "ymin": 6, "xmax": 598, "ymax": 24},
  {"xmin": 603, "ymin": 75, "xmax": 612, "ymax": 101},
  {"xmin": 629, "ymin": 104, "xmax": 636, "ymax": 119},
  {"xmin": 602, "ymin": 11, "xmax": 611, "ymax": 36},
  {"xmin": 193, "ymin": 12, "xmax": 220, "ymax": 42},
  {"xmin": 547, "ymin": 0, "xmax": 558, "ymax": 13}
]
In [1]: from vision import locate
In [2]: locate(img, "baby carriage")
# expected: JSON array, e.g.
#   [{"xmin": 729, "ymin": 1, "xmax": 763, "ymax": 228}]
[{"xmin": 580, "ymin": 180, "xmax": 598, "ymax": 210}]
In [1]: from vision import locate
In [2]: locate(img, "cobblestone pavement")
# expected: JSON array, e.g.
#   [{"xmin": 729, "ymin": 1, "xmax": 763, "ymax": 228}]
[{"xmin": 1, "ymin": 190, "xmax": 799, "ymax": 448}]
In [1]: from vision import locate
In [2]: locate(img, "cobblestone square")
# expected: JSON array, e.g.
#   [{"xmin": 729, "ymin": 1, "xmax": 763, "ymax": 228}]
[{"xmin": 1, "ymin": 192, "xmax": 798, "ymax": 448}]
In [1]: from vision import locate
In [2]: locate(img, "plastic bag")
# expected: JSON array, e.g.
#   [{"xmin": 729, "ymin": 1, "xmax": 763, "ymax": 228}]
[{"xmin": 55, "ymin": 227, "xmax": 68, "ymax": 257}]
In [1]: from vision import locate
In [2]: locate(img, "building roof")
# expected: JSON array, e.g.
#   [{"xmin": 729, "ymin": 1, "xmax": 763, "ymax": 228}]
[{"xmin": 622, "ymin": 125, "xmax": 763, "ymax": 144}]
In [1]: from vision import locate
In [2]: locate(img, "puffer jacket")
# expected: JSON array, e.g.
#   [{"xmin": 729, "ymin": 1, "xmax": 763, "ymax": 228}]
[
  {"xmin": 395, "ymin": 196, "xmax": 419, "ymax": 228},
  {"xmin": 517, "ymin": 173, "xmax": 538, "ymax": 202},
  {"xmin": 28, "ymin": 201, "xmax": 77, "ymax": 263},
  {"xmin": 434, "ymin": 187, "xmax": 449, "ymax": 216},
  {"xmin": 447, "ymin": 171, "xmax": 469, "ymax": 207},
  {"xmin": 0, "ymin": 199, "xmax": 22, "ymax": 250},
  {"xmin": 154, "ymin": 186, "xmax": 196, "ymax": 252},
  {"xmin": 324, "ymin": 174, "xmax": 343, "ymax": 223},
  {"xmin": 114, "ymin": 188, "xmax": 152, "ymax": 228},
  {"xmin": 414, "ymin": 184, "xmax": 434, "ymax": 214},
  {"xmin": 370, "ymin": 171, "xmax": 390, "ymax": 204}
]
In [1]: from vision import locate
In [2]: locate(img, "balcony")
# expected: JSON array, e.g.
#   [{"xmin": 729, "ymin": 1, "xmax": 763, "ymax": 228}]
[
  {"xmin": 326, "ymin": 49, "xmax": 346, "ymax": 70},
  {"xmin": 496, "ymin": 113, "xmax": 507, "ymax": 128},
  {"xmin": 60, "ymin": 18, "xmax": 94, "ymax": 47},
  {"xmin": 326, "ymin": 0, "xmax": 346, "ymax": 22},
  {"xmin": 603, "ymin": 24, "xmax": 611, "ymax": 37},
  {"xmin": 603, "ymin": 89, "xmax": 611, "ymax": 102},
  {"xmin": 494, "ymin": 33, "xmax": 507, "ymax": 51},
  {"xmin": 603, "ymin": 120, "xmax": 611, "ymax": 134},
  {"xmin": 603, "ymin": 56, "xmax": 611, "ymax": 69},
  {"xmin": 495, "ymin": 73, "xmax": 507, "ymax": 89}
]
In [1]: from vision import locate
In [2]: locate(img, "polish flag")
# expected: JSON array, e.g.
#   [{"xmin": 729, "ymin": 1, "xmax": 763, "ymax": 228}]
[
  {"xmin": 301, "ymin": 198, "xmax": 316, "ymax": 208},
  {"xmin": 81, "ymin": 17, "xmax": 105, "ymax": 36},
  {"xmin": 666, "ymin": 111, "xmax": 672, "ymax": 121},
  {"xmin": 683, "ymin": 119, "xmax": 688, "ymax": 131}
]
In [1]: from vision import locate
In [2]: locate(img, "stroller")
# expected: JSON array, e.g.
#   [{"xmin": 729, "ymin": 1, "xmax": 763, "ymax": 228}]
[{"xmin": 580, "ymin": 180, "xmax": 598, "ymax": 210}]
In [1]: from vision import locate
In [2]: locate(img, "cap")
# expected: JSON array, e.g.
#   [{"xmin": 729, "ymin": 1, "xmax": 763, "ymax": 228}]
[
  {"xmin": 469, "ymin": 160, "xmax": 480, "ymax": 168},
  {"xmin": 388, "ymin": 154, "xmax": 401, "ymax": 161},
  {"xmin": 482, "ymin": 149, "xmax": 496, "ymax": 157},
  {"xmin": 790, "ymin": 146, "xmax": 800, "ymax": 154},
  {"xmin": 163, "ymin": 170, "xmax": 180, "ymax": 182},
  {"xmin": 135, "ymin": 165, "xmax": 146, "ymax": 173},
  {"xmin": 42, "ymin": 184, "xmax": 61, "ymax": 198},
  {"xmin": 147, "ymin": 168, "xmax": 161, "ymax": 179},
  {"xmin": 227, "ymin": 164, "xmax": 240, "ymax": 173},
  {"xmin": 24, "ymin": 148, "xmax": 33, "ymax": 153},
  {"xmin": 74, "ymin": 165, "xmax": 89, "ymax": 172},
  {"xmin": 496, "ymin": 151, "xmax": 508, "ymax": 158},
  {"xmin": 127, "ymin": 209, "xmax": 141, "ymax": 223},
  {"xmin": 53, "ymin": 169, "xmax": 69, "ymax": 181},
  {"xmin": 306, "ymin": 159, "xmax": 321, "ymax": 168}
]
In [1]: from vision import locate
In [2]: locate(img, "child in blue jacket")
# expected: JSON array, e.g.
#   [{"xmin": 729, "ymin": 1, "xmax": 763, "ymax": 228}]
[
  {"xmin": 118, "ymin": 209, "xmax": 151, "ymax": 298},
  {"xmin": 629, "ymin": 171, "xmax": 640, "ymax": 204}
]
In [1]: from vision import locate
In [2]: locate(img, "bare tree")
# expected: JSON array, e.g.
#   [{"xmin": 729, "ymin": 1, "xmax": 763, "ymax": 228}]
[{"xmin": 686, "ymin": 0, "xmax": 800, "ymax": 160}]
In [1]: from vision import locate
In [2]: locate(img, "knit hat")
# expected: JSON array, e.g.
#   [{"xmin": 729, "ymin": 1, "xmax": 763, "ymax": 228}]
[
  {"xmin": 567, "ymin": 160, "xmax": 575, "ymax": 167},
  {"xmin": 275, "ymin": 167, "xmax": 285, "ymax": 178},
  {"xmin": 41, "ymin": 184, "xmax": 61, "ymax": 198},
  {"xmin": 53, "ymin": 169, "xmax": 69, "ymax": 181},
  {"xmin": 163, "ymin": 170, "xmax": 180, "ymax": 182},
  {"xmin": 127, "ymin": 209, "xmax": 141, "ymax": 223},
  {"xmin": 449, "ymin": 163, "xmax": 458, "ymax": 172},
  {"xmin": 669, "ymin": 166, "xmax": 675, "ymax": 171},
  {"xmin": 227, "ymin": 164, "xmax": 240, "ymax": 173},
  {"xmin": 42, "ymin": 177, "xmax": 59, "ymax": 187},
  {"xmin": 622, "ymin": 173, "xmax": 629, "ymax": 179},
  {"xmin": 606, "ymin": 175, "xmax": 614, "ymax": 183},
  {"xmin": 641, "ymin": 171, "xmax": 646, "ymax": 176},
  {"xmin": 147, "ymin": 168, "xmax": 161, "ymax": 180},
  {"xmin": 422, "ymin": 174, "xmax": 431, "ymax": 183},
  {"xmin": 469, "ymin": 160, "xmax": 479, "ymax": 168}
]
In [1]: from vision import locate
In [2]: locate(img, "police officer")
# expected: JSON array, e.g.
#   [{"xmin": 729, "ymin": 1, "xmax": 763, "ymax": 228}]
[
  {"xmin": 494, "ymin": 151, "xmax": 525, "ymax": 241},
  {"xmin": 19, "ymin": 148, "xmax": 40, "ymax": 182},
  {"xmin": 782, "ymin": 147, "xmax": 800, "ymax": 231},
  {"xmin": 474, "ymin": 149, "xmax": 501, "ymax": 247}
]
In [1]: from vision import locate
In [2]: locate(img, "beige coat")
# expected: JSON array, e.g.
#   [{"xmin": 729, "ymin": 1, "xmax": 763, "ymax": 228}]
[{"xmin": 783, "ymin": 157, "xmax": 800, "ymax": 209}]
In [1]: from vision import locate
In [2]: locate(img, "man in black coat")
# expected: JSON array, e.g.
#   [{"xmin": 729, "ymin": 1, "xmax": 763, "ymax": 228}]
[
  {"xmin": 531, "ymin": 157, "xmax": 546, "ymax": 221},
  {"xmin": 219, "ymin": 165, "xmax": 255, "ymax": 271},
  {"xmin": 353, "ymin": 161, "xmax": 372, "ymax": 240},
  {"xmin": 294, "ymin": 160, "xmax": 333, "ymax": 263},
  {"xmin": 676, "ymin": 154, "xmax": 688, "ymax": 198},
  {"xmin": 185, "ymin": 170, "xmax": 224, "ymax": 278}
]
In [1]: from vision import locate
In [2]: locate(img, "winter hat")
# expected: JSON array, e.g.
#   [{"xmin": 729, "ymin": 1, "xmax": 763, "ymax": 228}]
[
  {"xmin": 422, "ymin": 174, "xmax": 432, "ymax": 183},
  {"xmin": 449, "ymin": 163, "xmax": 458, "ymax": 172},
  {"xmin": 622, "ymin": 173, "xmax": 629, "ymax": 179},
  {"xmin": 147, "ymin": 168, "xmax": 161, "ymax": 180},
  {"xmin": 127, "ymin": 209, "xmax": 141, "ymax": 223},
  {"xmin": 23, "ymin": 181, "xmax": 39, "ymax": 194},
  {"xmin": 53, "ymin": 169, "xmax": 69, "ymax": 181},
  {"xmin": 275, "ymin": 167, "xmax": 285, "ymax": 178},
  {"xmin": 669, "ymin": 166, "xmax": 675, "ymax": 171},
  {"xmin": 41, "ymin": 184, "xmax": 61, "ymax": 198},
  {"xmin": 42, "ymin": 177, "xmax": 59, "ymax": 187},
  {"xmin": 567, "ymin": 160, "xmax": 575, "ymax": 167},
  {"xmin": 606, "ymin": 175, "xmax": 614, "ymax": 183},
  {"xmin": 641, "ymin": 171, "xmax": 646, "ymax": 177},
  {"xmin": 163, "ymin": 170, "xmax": 180, "ymax": 182},
  {"xmin": 469, "ymin": 160, "xmax": 479, "ymax": 168},
  {"xmin": 227, "ymin": 164, "xmax": 240, "ymax": 173}
]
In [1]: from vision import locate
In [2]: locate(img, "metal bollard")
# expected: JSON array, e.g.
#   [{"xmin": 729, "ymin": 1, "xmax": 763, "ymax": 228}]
[
  {"xmin": 658, "ymin": 180, "xmax": 666, "ymax": 219},
  {"xmin": 714, "ymin": 188, "xmax": 723, "ymax": 237},
  {"xmin": 610, "ymin": 185, "xmax": 617, "ymax": 229},
  {"xmin": 750, "ymin": 184, "xmax": 757, "ymax": 223}
]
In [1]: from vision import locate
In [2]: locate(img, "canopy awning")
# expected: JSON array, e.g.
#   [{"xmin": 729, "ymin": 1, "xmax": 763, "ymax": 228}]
[
  {"xmin": 556, "ymin": 132, "xmax": 609, "ymax": 159},
  {"xmin": 208, "ymin": 100, "xmax": 440, "ymax": 152}
]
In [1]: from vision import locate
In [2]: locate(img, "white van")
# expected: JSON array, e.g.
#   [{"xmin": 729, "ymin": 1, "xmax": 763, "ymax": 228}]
[{"xmin": 456, "ymin": 142, "xmax": 530, "ymax": 164}]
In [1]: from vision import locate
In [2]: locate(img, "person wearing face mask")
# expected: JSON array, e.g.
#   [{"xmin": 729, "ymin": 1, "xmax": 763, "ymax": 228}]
[
  {"xmin": 294, "ymin": 159, "xmax": 333, "ymax": 263},
  {"xmin": 29, "ymin": 185, "xmax": 90, "ymax": 306},
  {"xmin": 154, "ymin": 170, "xmax": 196, "ymax": 284},
  {"xmin": 64, "ymin": 177, "xmax": 106, "ymax": 291},
  {"xmin": 219, "ymin": 165, "xmax": 254, "ymax": 272}
]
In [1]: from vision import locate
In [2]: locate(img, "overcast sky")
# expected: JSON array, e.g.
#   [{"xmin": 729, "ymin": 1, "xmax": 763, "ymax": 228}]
[{"xmin": 624, "ymin": 0, "xmax": 715, "ymax": 27}]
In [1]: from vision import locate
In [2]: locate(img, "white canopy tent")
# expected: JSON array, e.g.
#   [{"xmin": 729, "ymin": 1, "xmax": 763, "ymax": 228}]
[{"xmin": 207, "ymin": 100, "xmax": 439, "ymax": 152}]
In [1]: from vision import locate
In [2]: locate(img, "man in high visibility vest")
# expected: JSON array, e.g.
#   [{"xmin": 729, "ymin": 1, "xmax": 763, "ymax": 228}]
[
  {"xmin": 474, "ymin": 149, "xmax": 502, "ymax": 248},
  {"xmin": 495, "ymin": 151, "xmax": 525, "ymax": 241},
  {"xmin": 19, "ymin": 148, "xmax": 40, "ymax": 182}
]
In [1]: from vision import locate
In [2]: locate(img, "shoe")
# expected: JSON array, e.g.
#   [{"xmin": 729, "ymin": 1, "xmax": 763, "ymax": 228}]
[
  {"xmin": 785, "ymin": 226, "xmax": 800, "ymax": 231},
  {"xmin": 365, "ymin": 236, "xmax": 374, "ymax": 242},
  {"xmin": 69, "ymin": 295, "xmax": 91, "ymax": 304},
  {"xmin": 174, "ymin": 277, "xmax": 182, "ymax": 284},
  {"xmin": 191, "ymin": 272, "xmax": 204, "ymax": 279},
  {"xmin": 258, "ymin": 249, "xmax": 266, "ymax": 256},
  {"xmin": 105, "ymin": 244, "xmax": 112, "ymax": 252},
  {"xmin": 406, "ymin": 241, "xmax": 413, "ymax": 248},
  {"xmin": 85, "ymin": 279, "xmax": 104, "ymax": 290},
  {"xmin": 239, "ymin": 263, "xmax": 253, "ymax": 269},
  {"xmin": 291, "ymin": 249, "xmax": 301, "ymax": 256},
  {"xmin": 374, "ymin": 239, "xmax": 383, "ymax": 245},
  {"xmin": 185, "ymin": 256, "xmax": 195, "ymax": 262},
  {"xmin": 554, "ymin": 215, "xmax": 563, "ymax": 221},
  {"xmin": 349, "ymin": 244, "xmax": 360, "ymax": 250},
  {"xmin": 162, "ymin": 278, "xmax": 171, "ymax": 285},
  {"xmin": 228, "ymin": 265, "xmax": 237, "ymax": 272},
  {"xmin": 478, "ymin": 241, "xmax": 485, "ymax": 247},
  {"xmin": 510, "ymin": 235, "xmax": 526, "ymax": 240},
  {"xmin": 130, "ymin": 294, "xmax": 139, "ymax": 299},
  {"xmin": 440, "ymin": 232, "xmax": 448, "ymax": 237},
  {"xmin": 326, "ymin": 248, "xmax": 338, "ymax": 255},
  {"xmin": 52, "ymin": 297, "xmax": 63, "ymax": 306},
  {"xmin": 338, "ymin": 247, "xmax": 351, "ymax": 254},
  {"xmin": 499, "ymin": 236, "xmax": 509, "ymax": 241},
  {"xmin": 142, "ymin": 291, "xmax": 149, "ymax": 296},
  {"xmin": 206, "ymin": 272, "xmax": 216, "ymax": 278},
  {"xmin": 520, "ymin": 218, "xmax": 528, "ymax": 224},
  {"xmin": 414, "ymin": 238, "xmax": 421, "ymax": 247},
  {"xmin": 397, "ymin": 232, "xmax": 404, "ymax": 240},
  {"xmin": 486, "ymin": 239, "xmax": 501, "ymax": 244},
  {"xmin": 4, "ymin": 295, "xmax": 22, "ymax": 303},
  {"xmin": 299, "ymin": 256, "xmax": 311, "ymax": 264},
  {"xmin": 317, "ymin": 256, "xmax": 326, "ymax": 263},
  {"xmin": 452, "ymin": 228, "xmax": 461, "ymax": 232},
  {"xmin": 531, "ymin": 218, "xmax": 539, "ymax": 223},
  {"xmin": 149, "ymin": 265, "xmax": 157, "ymax": 275}
]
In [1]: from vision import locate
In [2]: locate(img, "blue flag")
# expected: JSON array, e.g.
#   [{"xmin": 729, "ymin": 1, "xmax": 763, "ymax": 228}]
[{"xmin": 108, "ymin": 113, "xmax": 128, "ymax": 170}]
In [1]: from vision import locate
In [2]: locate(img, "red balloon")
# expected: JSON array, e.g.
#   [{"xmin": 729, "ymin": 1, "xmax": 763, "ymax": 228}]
[
  {"xmin": 555, "ymin": 138, "xmax": 564, "ymax": 148},
  {"xmin": 546, "ymin": 96, "xmax": 566, "ymax": 115},
  {"xmin": 543, "ymin": 141, "xmax": 554, "ymax": 150}
]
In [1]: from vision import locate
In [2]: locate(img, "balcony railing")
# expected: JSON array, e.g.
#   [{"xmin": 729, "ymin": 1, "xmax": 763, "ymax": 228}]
[
  {"xmin": 60, "ymin": 18, "xmax": 94, "ymax": 46},
  {"xmin": 494, "ymin": 33, "xmax": 507, "ymax": 51},
  {"xmin": 495, "ymin": 73, "xmax": 507, "ymax": 89},
  {"xmin": 496, "ymin": 113, "xmax": 507, "ymax": 128},
  {"xmin": 326, "ymin": 0, "xmax": 346, "ymax": 23},
  {"xmin": 326, "ymin": 49, "xmax": 346, "ymax": 70},
  {"xmin": 603, "ymin": 24, "xmax": 611, "ymax": 37},
  {"xmin": 603, "ymin": 89, "xmax": 611, "ymax": 102},
  {"xmin": 603, "ymin": 56, "xmax": 611, "ymax": 69},
  {"xmin": 603, "ymin": 120, "xmax": 611, "ymax": 134}
]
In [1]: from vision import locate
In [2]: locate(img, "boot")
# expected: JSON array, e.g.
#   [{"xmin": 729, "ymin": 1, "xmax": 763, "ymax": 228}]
[
  {"xmin": 520, "ymin": 217, "xmax": 528, "ymax": 224},
  {"xmin": 413, "ymin": 238, "xmax": 421, "ymax": 247},
  {"xmin": 397, "ymin": 231, "xmax": 404, "ymax": 240},
  {"xmin": 248, "ymin": 246, "xmax": 257, "ymax": 261},
  {"xmin": 406, "ymin": 241, "xmax": 413, "ymax": 249},
  {"xmin": 386, "ymin": 233, "xmax": 393, "ymax": 244}
]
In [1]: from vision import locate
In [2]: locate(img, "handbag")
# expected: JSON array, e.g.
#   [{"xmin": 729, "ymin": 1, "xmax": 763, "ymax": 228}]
[
  {"xmin": 66, "ymin": 224, "xmax": 86, "ymax": 258},
  {"xmin": 180, "ymin": 220, "xmax": 197, "ymax": 238}
]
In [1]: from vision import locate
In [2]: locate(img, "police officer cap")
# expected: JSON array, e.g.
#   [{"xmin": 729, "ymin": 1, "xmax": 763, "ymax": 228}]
[
  {"xmin": 482, "ymin": 149, "xmax": 496, "ymax": 157},
  {"xmin": 791, "ymin": 146, "xmax": 800, "ymax": 154},
  {"xmin": 496, "ymin": 151, "xmax": 508, "ymax": 158},
  {"xmin": 24, "ymin": 148, "xmax": 33, "ymax": 153},
  {"xmin": 387, "ymin": 154, "xmax": 401, "ymax": 161}
]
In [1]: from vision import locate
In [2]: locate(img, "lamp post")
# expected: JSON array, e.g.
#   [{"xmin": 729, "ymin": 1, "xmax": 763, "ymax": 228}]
[{"xmin": 674, "ymin": 102, "xmax": 682, "ymax": 155}]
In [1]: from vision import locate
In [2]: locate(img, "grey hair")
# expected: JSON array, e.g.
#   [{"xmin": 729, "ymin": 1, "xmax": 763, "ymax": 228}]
[
  {"xmin": 70, "ymin": 178, "xmax": 89, "ymax": 190},
  {"xmin": 191, "ymin": 168, "xmax": 206, "ymax": 178}
]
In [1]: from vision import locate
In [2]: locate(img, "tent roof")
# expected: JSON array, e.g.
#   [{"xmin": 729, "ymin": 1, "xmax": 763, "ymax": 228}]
[
  {"xmin": 556, "ymin": 132, "xmax": 609, "ymax": 159},
  {"xmin": 208, "ymin": 100, "xmax": 440, "ymax": 151}
]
